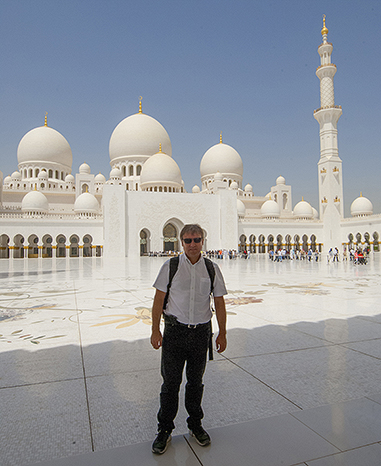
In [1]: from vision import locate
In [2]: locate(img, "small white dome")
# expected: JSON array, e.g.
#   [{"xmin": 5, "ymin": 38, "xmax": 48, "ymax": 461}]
[
  {"xmin": 214, "ymin": 171, "xmax": 223, "ymax": 181},
  {"xmin": 110, "ymin": 167, "xmax": 122, "ymax": 179},
  {"xmin": 79, "ymin": 162, "xmax": 91, "ymax": 174},
  {"xmin": 351, "ymin": 194, "xmax": 373, "ymax": 217},
  {"xmin": 261, "ymin": 199, "xmax": 280, "ymax": 218},
  {"xmin": 65, "ymin": 174, "xmax": 75, "ymax": 183},
  {"xmin": 22, "ymin": 190, "xmax": 49, "ymax": 212},
  {"xmin": 94, "ymin": 173, "xmax": 106, "ymax": 183},
  {"xmin": 244, "ymin": 184, "xmax": 253, "ymax": 193},
  {"xmin": 74, "ymin": 192, "xmax": 99, "ymax": 214},
  {"xmin": 109, "ymin": 112, "xmax": 172, "ymax": 164},
  {"xmin": 192, "ymin": 185, "xmax": 200, "ymax": 193},
  {"xmin": 4, "ymin": 175, "xmax": 11, "ymax": 184},
  {"xmin": 237, "ymin": 199, "xmax": 246, "ymax": 217},
  {"xmin": 140, "ymin": 151, "xmax": 182, "ymax": 189},
  {"xmin": 276, "ymin": 175, "xmax": 286, "ymax": 185},
  {"xmin": 230, "ymin": 181, "xmax": 238, "ymax": 190},
  {"xmin": 294, "ymin": 199, "xmax": 313, "ymax": 218},
  {"xmin": 11, "ymin": 171, "xmax": 21, "ymax": 180},
  {"xmin": 38, "ymin": 170, "xmax": 47, "ymax": 179},
  {"xmin": 17, "ymin": 125, "xmax": 72, "ymax": 170},
  {"xmin": 200, "ymin": 142, "xmax": 243, "ymax": 179}
]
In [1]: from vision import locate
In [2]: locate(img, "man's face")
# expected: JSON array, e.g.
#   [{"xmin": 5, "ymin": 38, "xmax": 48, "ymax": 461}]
[{"xmin": 181, "ymin": 232, "xmax": 204, "ymax": 263}]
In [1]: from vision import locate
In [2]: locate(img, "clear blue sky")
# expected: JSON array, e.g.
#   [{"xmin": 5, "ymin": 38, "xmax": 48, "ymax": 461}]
[{"xmin": 0, "ymin": 0, "xmax": 380, "ymax": 216}]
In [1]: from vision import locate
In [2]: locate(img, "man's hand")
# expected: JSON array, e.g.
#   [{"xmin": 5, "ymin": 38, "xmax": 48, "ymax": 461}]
[
  {"xmin": 214, "ymin": 296, "xmax": 227, "ymax": 353},
  {"xmin": 215, "ymin": 332, "xmax": 227, "ymax": 353},
  {"xmin": 151, "ymin": 329, "xmax": 163, "ymax": 350},
  {"xmin": 150, "ymin": 289, "xmax": 166, "ymax": 350}
]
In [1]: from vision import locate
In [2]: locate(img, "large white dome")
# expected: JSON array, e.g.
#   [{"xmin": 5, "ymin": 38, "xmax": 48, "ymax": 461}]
[
  {"xmin": 74, "ymin": 192, "xmax": 99, "ymax": 214},
  {"xmin": 21, "ymin": 190, "xmax": 49, "ymax": 213},
  {"xmin": 109, "ymin": 113, "xmax": 172, "ymax": 165},
  {"xmin": 261, "ymin": 199, "xmax": 280, "ymax": 218},
  {"xmin": 294, "ymin": 199, "xmax": 313, "ymax": 219},
  {"xmin": 351, "ymin": 194, "xmax": 373, "ymax": 217},
  {"xmin": 140, "ymin": 151, "xmax": 182, "ymax": 189},
  {"xmin": 200, "ymin": 142, "xmax": 243, "ymax": 179},
  {"xmin": 17, "ymin": 126, "xmax": 72, "ymax": 170}
]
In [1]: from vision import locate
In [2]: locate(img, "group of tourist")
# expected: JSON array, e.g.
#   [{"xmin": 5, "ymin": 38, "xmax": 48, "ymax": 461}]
[
  {"xmin": 326, "ymin": 247, "xmax": 370, "ymax": 264},
  {"xmin": 269, "ymin": 248, "xmax": 320, "ymax": 262}
]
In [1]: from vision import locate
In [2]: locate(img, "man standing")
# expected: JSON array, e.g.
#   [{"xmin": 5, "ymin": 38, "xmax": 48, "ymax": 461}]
[{"xmin": 150, "ymin": 224, "xmax": 227, "ymax": 454}]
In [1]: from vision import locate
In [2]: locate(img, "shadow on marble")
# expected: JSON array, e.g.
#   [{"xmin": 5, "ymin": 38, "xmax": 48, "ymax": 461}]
[
  {"xmin": 291, "ymin": 397, "xmax": 381, "ymax": 451},
  {"xmin": 305, "ymin": 443, "xmax": 381, "ymax": 465},
  {"xmin": 186, "ymin": 413, "xmax": 339, "ymax": 466}
]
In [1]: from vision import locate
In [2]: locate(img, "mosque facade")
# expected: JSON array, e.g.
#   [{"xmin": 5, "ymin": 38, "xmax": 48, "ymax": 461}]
[{"xmin": 0, "ymin": 19, "xmax": 380, "ymax": 259}]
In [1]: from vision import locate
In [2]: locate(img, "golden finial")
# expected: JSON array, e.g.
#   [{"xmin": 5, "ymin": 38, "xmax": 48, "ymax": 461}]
[
  {"xmin": 159, "ymin": 143, "xmax": 162, "ymax": 153},
  {"xmin": 321, "ymin": 15, "xmax": 328, "ymax": 36},
  {"xmin": 44, "ymin": 112, "xmax": 48, "ymax": 127},
  {"xmin": 302, "ymin": 196, "xmax": 304, "ymax": 201},
  {"xmin": 139, "ymin": 96, "xmax": 143, "ymax": 114},
  {"xmin": 360, "ymin": 192, "xmax": 363, "ymax": 197},
  {"xmin": 220, "ymin": 132, "xmax": 223, "ymax": 144}
]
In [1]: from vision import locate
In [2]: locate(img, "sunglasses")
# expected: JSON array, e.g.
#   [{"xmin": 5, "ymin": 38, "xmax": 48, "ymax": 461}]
[{"xmin": 183, "ymin": 237, "xmax": 202, "ymax": 244}]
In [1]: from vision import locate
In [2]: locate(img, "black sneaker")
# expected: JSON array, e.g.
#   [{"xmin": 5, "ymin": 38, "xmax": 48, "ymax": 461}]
[
  {"xmin": 189, "ymin": 426, "xmax": 211, "ymax": 446},
  {"xmin": 152, "ymin": 430, "xmax": 172, "ymax": 454}
]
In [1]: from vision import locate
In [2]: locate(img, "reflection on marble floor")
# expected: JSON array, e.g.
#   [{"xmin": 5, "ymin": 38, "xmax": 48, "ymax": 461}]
[{"xmin": 1, "ymin": 255, "xmax": 381, "ymax": 465}]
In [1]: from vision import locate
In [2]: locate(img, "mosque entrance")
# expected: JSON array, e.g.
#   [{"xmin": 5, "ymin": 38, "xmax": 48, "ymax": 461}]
[
  {"xmin": 140, "ymin": 229, "xmax": 150, "ymax": 256},
  {"xmin": 163, "ymin": 223, "xmax": 178, "ymax": 253}
]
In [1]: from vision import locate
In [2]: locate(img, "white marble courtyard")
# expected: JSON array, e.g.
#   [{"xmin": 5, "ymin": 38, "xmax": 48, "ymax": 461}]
[{"xmin": 2, "ymin": 255, "xmax": 381, "ymax": 466}]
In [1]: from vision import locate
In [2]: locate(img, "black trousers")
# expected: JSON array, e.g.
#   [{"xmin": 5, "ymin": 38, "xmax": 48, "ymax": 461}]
[{"xmin": 157, "ymin": 317, "xmax": 211, "ymax": 432}]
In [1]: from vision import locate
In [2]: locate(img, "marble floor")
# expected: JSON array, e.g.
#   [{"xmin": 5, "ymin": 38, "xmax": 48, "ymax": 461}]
[{"xmin": 1, "ymin": 254, "xmax": 381, "ymax": 466}]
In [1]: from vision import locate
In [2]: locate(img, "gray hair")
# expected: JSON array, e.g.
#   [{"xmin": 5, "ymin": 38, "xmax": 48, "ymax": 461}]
[{"xmin": 180, "ymin": 224, "xmax": 204, "ymax": 241}]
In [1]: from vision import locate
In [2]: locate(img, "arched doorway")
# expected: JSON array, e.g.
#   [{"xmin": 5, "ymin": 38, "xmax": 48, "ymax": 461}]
[
  {"xmin": 373, "ymin": 232, "xmax": 379, "ymax": 252},
  {"xmin": 310, "ymin": 235, "xmax": 317, "ymax": 251},
  {"xmin": 249, "ymin": 234, "xmax": 256, "ymax": 253},
  {"xmin": 140, "ymin": 229, "xmax": 150, "ymax": 256},
  {"xmin": 56, "ymin": 235, "xmax": 67, "ymax": 257},
  {"xmin": 13, "ymin": 234, "xmax": 25, "ymax": 258},
  {"xmin": 294, "ymin": 235, "xmax": 300, "ymax": 251},
  {"xmin": 70, "ymin": 235, "xmax": 79, "ymax": 257},
  {"xmin": 239, "ymin": 235, "xmax": 247, "ymax": 253},
  {"xmin": 163, "ymin": 223, "xmax": 179, "ymax": 253},
  {"xmin": 42, "ymin": 234, "xmax": 53, "ymax": 258},
  {"xmin": 27, "ymin": 234, "xmax": 39, "ymax": 258},
  {"xmin": 302, "ymin": 234, "xmax": 308, "ymax": 251},
  {"xmin": 268, "ymin": 235, "xmax": 274, "ymax": 252},
  {"xmin": 258, "ymin": 234, "xmax": 265, "ymax": 253},
  {"xmin": 285, "ymin": 234, "xmax": 292, "ymax": 251},
  {"xmin": 83, "ymin": 235, "xmax": 93, "ymax": 257},
  {"xmin": 0, "ymin": 234, "xmax": 10, "ymax": 258}
]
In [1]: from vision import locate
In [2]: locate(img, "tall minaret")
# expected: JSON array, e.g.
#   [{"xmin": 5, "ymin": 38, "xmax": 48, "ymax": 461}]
[{"xmin": 314, "ymin": 16, "xmax": 344, "ymax": 250}]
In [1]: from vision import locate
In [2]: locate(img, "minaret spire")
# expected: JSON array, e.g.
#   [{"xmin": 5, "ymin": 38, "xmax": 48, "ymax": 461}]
[{"xmin": 314, "ymin": 17, "xmax": 344, "ymax": 249}]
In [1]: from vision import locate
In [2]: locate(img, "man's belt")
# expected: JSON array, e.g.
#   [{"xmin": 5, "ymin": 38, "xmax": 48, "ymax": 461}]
[{"xmin": 164, "ymin": 313, "xmax": 210, "ymax": 329}]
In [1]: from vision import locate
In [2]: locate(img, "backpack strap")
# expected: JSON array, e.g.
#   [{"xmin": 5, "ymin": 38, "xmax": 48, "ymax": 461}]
[
  {"xmin": 203, "ymin": 257, "xmax": 216, "ymax": 361},
  {"xmin": 203, "ymin": 257, "xmax": 215, "ymax": 295},
  {"xmin": 163, "ymin": 255, "xmax": 179, "ymax": 310}
]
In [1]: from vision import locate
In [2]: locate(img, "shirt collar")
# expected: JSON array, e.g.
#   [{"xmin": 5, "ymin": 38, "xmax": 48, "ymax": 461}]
[{"xmin": 183, "ymin": 253, "xmax": 203, "ymax": 266}]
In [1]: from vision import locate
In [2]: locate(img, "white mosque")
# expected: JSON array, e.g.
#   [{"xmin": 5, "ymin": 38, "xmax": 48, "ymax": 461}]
[{"xmin": 0, "ymin": 18, "xmax": 380, "ymax": 259}]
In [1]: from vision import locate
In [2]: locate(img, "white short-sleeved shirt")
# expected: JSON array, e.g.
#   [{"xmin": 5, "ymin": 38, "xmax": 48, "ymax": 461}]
[{"xmin": 153, "ymin": 253, "xmax": 227, "ymax": 326}]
